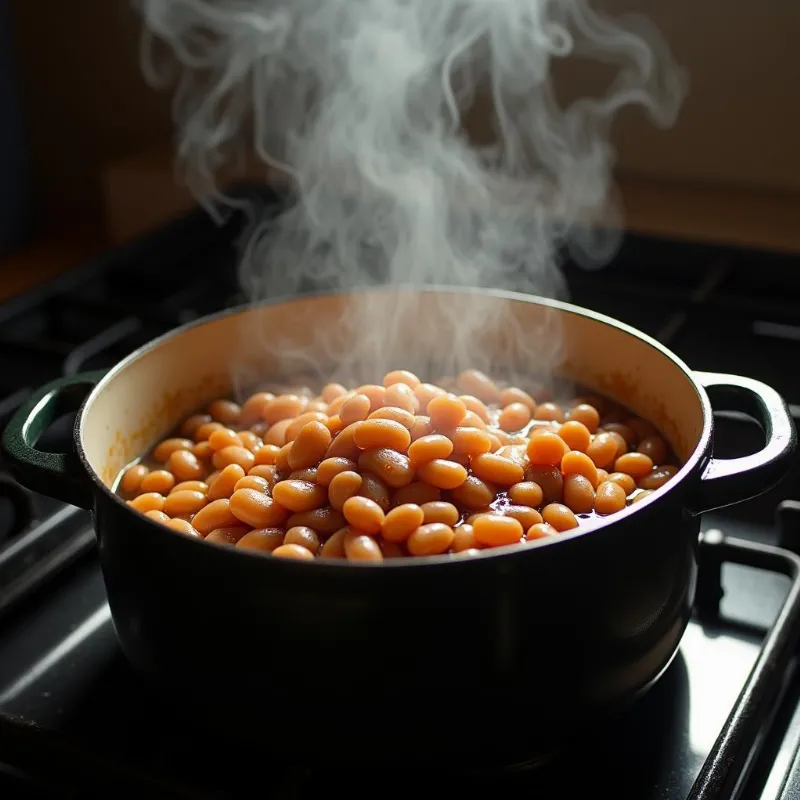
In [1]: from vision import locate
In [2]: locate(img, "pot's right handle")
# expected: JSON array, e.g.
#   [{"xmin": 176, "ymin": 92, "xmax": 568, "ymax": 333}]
[
  {"xmin": 1, "ymin": 371, "xmax": 106, "ymax": 510},
  {"xmin": 691, "ymin": 372, "xmax": 796, "ymax": 515}
]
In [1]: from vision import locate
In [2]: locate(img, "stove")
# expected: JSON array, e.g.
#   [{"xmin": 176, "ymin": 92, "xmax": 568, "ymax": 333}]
[{"xmin": 1, "ymin": 185, "xmax": 800, "ymax": 799}]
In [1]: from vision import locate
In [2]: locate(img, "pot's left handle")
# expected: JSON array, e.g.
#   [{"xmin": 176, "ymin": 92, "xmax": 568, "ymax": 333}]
[
  {"xmin": 1, "ymin": 371, "xmax": 106, "ymax": 510},
  {"xmin": 691, "ymin": 372, "xmax": 796, "ymax": 515}
]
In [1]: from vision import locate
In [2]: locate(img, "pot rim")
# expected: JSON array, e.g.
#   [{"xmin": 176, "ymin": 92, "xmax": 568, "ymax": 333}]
[{"xmin": 76, "ymin": 284, "xmax": 712, "ymax": 568}]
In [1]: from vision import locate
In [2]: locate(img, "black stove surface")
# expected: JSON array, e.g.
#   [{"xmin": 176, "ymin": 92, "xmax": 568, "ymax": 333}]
[
  {"xmin": 0, "ymin": 530, "xmax": 798, "ymax": 800},
  {"xmin": 1, "ymin": 185, "xmax": 800, "ymax": 799}
]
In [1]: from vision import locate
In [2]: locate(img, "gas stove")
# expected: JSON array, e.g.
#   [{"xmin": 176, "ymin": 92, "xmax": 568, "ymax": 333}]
[{"xmin": 1, "ymin": 186, "xmax": 800, "ymax": 799}]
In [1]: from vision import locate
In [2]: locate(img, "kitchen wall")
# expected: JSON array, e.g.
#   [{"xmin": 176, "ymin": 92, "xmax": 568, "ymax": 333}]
[
  {"xmin": 8, "ymin": 0, "xmax": 800, "ymax": 225},
  {"xmin": 7, "ymin": 1, "xmax": 172, "ymax": 220}
]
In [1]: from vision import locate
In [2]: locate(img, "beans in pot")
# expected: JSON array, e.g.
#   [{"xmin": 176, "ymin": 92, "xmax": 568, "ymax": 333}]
[{"xmin": 117, "ymin": 369, "xmax": 681, "ymax": 562}]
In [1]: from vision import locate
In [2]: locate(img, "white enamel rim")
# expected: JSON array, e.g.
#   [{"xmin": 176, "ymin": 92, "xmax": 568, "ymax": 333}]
[{"xmin": 75, "ymin": 285, "xmax": 713, "ymax": 568}]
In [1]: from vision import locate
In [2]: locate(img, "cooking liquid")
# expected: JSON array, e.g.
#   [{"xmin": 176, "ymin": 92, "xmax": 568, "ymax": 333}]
[
  {"xmin": 116, "ymin": 378, "xmax": 678, "ymax": 534},
  {"xmin": 477, "ymin": 414, "xmax": 665, "ymax": 529}
]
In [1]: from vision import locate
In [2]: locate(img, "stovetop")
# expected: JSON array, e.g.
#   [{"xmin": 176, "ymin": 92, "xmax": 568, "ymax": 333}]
[{"xmin": 1, "ymin": 184, "xmax": 800, "ymax": 799}]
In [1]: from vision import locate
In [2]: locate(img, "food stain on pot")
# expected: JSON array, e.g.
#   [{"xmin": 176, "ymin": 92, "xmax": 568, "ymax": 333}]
[{"xmin": 97, "ymin": 372, "xmax": 232, "ymax": 487}]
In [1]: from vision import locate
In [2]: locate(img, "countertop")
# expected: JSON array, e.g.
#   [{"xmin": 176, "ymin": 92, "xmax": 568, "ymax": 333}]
[{"xmin": 0, "ymin": 220, "xmax": 106, "ymax": 304}]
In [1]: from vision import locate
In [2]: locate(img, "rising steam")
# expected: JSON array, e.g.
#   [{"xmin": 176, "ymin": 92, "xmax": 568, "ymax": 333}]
[{"xmin": 137, "ymin": 0, "xmax": 685, "ymax": 388}]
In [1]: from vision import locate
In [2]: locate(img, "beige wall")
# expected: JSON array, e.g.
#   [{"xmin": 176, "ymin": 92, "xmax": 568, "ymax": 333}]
[
  {"xmin": 597, "ymin": 0, "xmax": 800, "ymax": 191},
  {"xmin": 8, "ymin": 0, "xmax": 800, "ymax": 220}
]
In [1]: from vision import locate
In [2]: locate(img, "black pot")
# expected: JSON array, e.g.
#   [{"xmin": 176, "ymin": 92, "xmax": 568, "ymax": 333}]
[{"xmin": 2, "ymin": 288, "xmax": 795, "ymax": 763}]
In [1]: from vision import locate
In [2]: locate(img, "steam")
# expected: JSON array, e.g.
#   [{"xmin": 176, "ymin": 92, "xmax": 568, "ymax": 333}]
[{"xmin": 138, "ymin": 0, "xmax": 685, "ymax": 388}]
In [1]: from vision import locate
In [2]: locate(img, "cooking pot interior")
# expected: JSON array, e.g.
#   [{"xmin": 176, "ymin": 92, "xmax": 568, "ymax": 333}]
[{"xmin": 80, "ymin": 290, "xmax": 705, "ymax": 489}]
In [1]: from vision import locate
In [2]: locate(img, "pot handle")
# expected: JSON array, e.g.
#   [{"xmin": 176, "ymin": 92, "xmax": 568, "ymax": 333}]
[
  {"xmin": 1, "ymin": 371, "xmax": 106, "ymax": 510},
  {"xmin": 691, "ymin": 371, "xmax": 796, "ymax": 515}
]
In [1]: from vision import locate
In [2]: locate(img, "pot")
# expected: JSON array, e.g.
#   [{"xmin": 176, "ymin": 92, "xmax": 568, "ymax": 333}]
[{"xmin": 2, "ymin": 288, "xmax": 795, "ymax": 764}]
